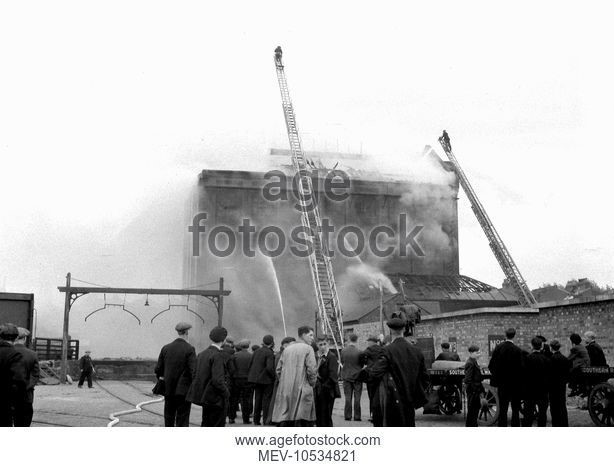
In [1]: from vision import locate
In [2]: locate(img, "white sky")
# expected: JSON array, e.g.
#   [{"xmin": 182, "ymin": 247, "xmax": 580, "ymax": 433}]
[{"xmin": 1, "ymin": 1, "xmax": 613, "ymax": 345}]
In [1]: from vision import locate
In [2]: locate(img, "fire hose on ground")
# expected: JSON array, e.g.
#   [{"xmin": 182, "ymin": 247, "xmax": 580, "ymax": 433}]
[{"xmin": 107, "ymin": 397, "xmax": 164, "ymax": 427}]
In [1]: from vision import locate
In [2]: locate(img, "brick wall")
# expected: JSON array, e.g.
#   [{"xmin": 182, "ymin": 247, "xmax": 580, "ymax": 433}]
[{"xmin": 347, "ymin": 295, "xmax": 614, "ymax": 364}]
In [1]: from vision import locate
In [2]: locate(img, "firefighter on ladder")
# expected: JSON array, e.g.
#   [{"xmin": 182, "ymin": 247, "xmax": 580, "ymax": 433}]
[
  {"xmin": 441, "ymin": 130, "xmax": 451, "ymax": 150},
  {"xmin": 274, "ymin": 46, "xmax": 283, "ymax": 65}
]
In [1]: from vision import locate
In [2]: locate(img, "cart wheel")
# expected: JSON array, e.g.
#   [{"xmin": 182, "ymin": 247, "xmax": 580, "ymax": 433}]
[
  {"xmin": 477, "ymin": 383, "xmax": 499, "ymax": 426},
  {"xmin": 588, "ymin": 382, "xmax": 614, "ymax": 426},
  {"xmin": 439, "ymin": 384, "xmax": 462, "ymax": 415}
]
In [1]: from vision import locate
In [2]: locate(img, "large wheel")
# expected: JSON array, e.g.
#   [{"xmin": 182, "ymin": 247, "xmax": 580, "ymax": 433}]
[
  {"xmin": 477, "ymin": 383, "xmax": 499, "ymax": 426},
  {"xmin": 588, "ymin": 382, "xmax": 614, "ymax": 426},
  {"xmin": 439, "ymin": 384, "xmax": 462, "ymax": 415}
]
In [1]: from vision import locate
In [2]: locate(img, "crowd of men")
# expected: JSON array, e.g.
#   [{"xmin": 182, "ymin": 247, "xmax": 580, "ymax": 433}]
[
  {"xmin": 1, "ymin": 317, "xmax": 609, "ymax": 428},
  {"xmin": 486, "ymin": 328, "xmax": 607, "ymax": 427},
  {"xmin": 154, "ymin": 316, "xmax": 430, "ymax": 427},
  {"xmin": 155, "ymin": 319, "xmax": 610, "ymax": 428}
]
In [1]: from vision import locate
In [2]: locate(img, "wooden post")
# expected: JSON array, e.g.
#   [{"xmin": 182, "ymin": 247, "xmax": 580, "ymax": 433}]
[
  {"xmin": 379, "ymin": 281, "xmax": 384, "ymax": 336},
  {"xmin": 217, "ymin": 277, "xmax": 224, "ymax": 327},
  {"xmin": 60, "ymin": 272, "xmax": 71, "ymax": 384}
]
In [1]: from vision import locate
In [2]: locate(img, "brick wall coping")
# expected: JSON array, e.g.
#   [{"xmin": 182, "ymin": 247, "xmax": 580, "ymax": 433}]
[
  {"xmin": 536, "ymin": 293, "xmax": 614, "ymax": 310},
  {"xmin": 421, "ymin": 306, "xmax": 537, "ymax": 321}
]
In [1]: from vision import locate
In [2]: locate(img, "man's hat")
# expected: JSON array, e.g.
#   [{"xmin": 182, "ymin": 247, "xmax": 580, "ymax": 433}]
[
  {"xmin": 17, "ymin": 327, "xmax": 31, "ymax": 339},
  {"xmin": 386, "ymin": 317, "xmax": 406, "ymax": 330},
  {"xmin": 0, "ymin": 323, "xmax": 19, "ymax": 339},
  {"xmin": 262, "ymin": 335, "xmax": 274, "ymax": 346},
  {"xmin": 175, "ymin": 322, "xmax": 192, "ymax": 333},
  {"xmin": 237, "ymin": 339, "xmax": 250, "ymax": 349},
  {"xmin": 209, "ymin": 326, "xmax": 228, "ymax": 343}
]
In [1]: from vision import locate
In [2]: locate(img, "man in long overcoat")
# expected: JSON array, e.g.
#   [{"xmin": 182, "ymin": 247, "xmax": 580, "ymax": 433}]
[
  {"xmin": 359, "ymin": 335, "xmax": 385, "ymax": 424},
  {"xmin": 488, "ymin": 327, "xmax": 524, "ymax": 426},
  {"xmin": 271, "ymin": 326, "xmax": 317, "ymax": 427},
  {"xmin": 522, "ymin": 337, "xmax": 551, "ymax": 427},
  {"xmin": 155, "ymin": 322, "xmax": 196, "ymax": 427},
  {"xmin": 369, "ymin": 317, "xmax": 428, "ymax": 427},
  {"xmin": 187, "ymin": 326, "xmax": 230, "ymax": 427}
]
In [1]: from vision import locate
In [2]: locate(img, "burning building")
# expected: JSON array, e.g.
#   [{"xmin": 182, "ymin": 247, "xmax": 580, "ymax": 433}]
[{"xmin": 183, "ymin": 148, "xmax": 517, "ymax": 346}]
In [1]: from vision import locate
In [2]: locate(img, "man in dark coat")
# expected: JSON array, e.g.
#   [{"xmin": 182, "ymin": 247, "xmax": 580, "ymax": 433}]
[
  {"xmin": 13, "ymin": 327, "xmax": 40, "ymax": 427},
  {"xmin": 359, "ymin": 335, "xmax": 385, "ymax": 425},
  {"xmin": 522, "ymin": 337, "xmax": 551, "ymax": 427},
  {"xmin": 369, "ymin": 317, "xmax": 428, "ymax": 427},
  {"xmin": 567, "ymin": 333, "xmax": 590, "ymax": 396},
  {"xmin": 248, "ymin": 335, "xmax": 276, "ymax": 425},
  {"xmin": 155, "ymin": 322, "xmax": 196, "ymax": 427},
  {"xmin": 315, "ymin": 337, "xmax": 340, "ymax": 427},
  {"xmin": 488, "ymin": 327, "xmax": 524, "ymax": 427},
  {"xmin": 463, "ymin": 345, "xmax": 484, "ymax": 427},
  {"xmin": 222, "ymin": 336, "xmax": 236, "ymax": 423},
  {"xmin": 548, "ymin": 339, "xmax": 571, "ymax": 426},
  {"xmin": 187, "ymin": 326, "xmax": 230, "ymax": 427},
  {"xmin": 584, "ymin": 331, "xmax": 607, "ymax": 366},
  {"xmin": 340, "ymin": 333, "xmax": 363, "ymax": 421},
  {"xmin": 0, "ymin": 324, "xmax": 27, "ymax": 427},
  {"xmin": 435, "ymin": 342, "xmax": 461, "ymax": 362},
  {"xmin": 78, "ymin": 350, "xmax": 95, "ymax": 388},
  {"xmin": 229, "ymin": 339, "xmax": 254, "ymax": 424}
]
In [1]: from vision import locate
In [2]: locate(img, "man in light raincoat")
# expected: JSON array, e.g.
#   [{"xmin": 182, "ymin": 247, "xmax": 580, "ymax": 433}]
[{"xmin": 271, "ymin": 326, "xmax": 317, "ymax": 426}]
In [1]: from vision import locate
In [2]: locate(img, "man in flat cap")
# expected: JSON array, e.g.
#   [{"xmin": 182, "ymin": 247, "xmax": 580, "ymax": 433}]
[
  {"xmin": 12, "ymin": 327, "xmax": 40, "ymax": 426},
  {"xmin": 368, "ymin": 317, "xmax": 428, "ymax": 427},
  {"xmin": 155, "ymin": 322, "xmax": 196, "ymax": 427},
  {"xmin": 359, "ymin": 335, "xmax": 385, "ymax": 424},
  {"xmin": 340, "ymin": 333, "xmax": 363, "ymax": 422},
  {"xmin": 229, "ymin": 339, "xmax": 253, "ymax": 424},
  {"xmin": 187, "ymin": 326, "xmax": 231, "ymax": 426},
  {"xmin": 248, "ymin": 334, "xmax": 276, "ymax": 425},
  {"xmin": 0, "ymin": 324, "xmax": 27, "ymax": 427}
]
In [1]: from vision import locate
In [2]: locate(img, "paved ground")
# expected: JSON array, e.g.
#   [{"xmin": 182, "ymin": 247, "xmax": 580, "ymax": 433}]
[{"xmin": 31, "ymin": 380, "xmax": 596, "ymax": 427}]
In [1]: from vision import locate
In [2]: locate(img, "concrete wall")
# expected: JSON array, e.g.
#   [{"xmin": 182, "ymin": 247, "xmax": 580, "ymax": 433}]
[{"xmin": 346, "ymin": 295, "xmax": 614, "ymax": 363}]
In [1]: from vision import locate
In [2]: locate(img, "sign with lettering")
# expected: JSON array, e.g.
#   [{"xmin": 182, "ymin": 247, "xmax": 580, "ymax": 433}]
[{"xmin": 488, "ymin": 335, "xmax": 506, "ymax": 356}]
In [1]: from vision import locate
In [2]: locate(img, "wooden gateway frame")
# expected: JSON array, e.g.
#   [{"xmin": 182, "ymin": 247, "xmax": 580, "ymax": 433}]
[{"xmin": 57, "ymin": 272, "xmax": 231, "ymax": 383}]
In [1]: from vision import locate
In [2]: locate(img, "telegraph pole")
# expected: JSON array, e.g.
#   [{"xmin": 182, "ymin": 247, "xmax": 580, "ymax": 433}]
[{"xmin": 60, "ymin": 272, "xmax": 71, "ymax": 384}]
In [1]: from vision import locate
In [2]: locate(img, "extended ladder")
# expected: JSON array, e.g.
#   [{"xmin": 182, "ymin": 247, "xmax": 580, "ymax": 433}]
[
  {"xmin": 438, "ymin": 131, "xmax": 536, "ymax": 307},
  {"xmin": 273, "ymin": 47, "xmax": 344, "ymax": 348}
]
